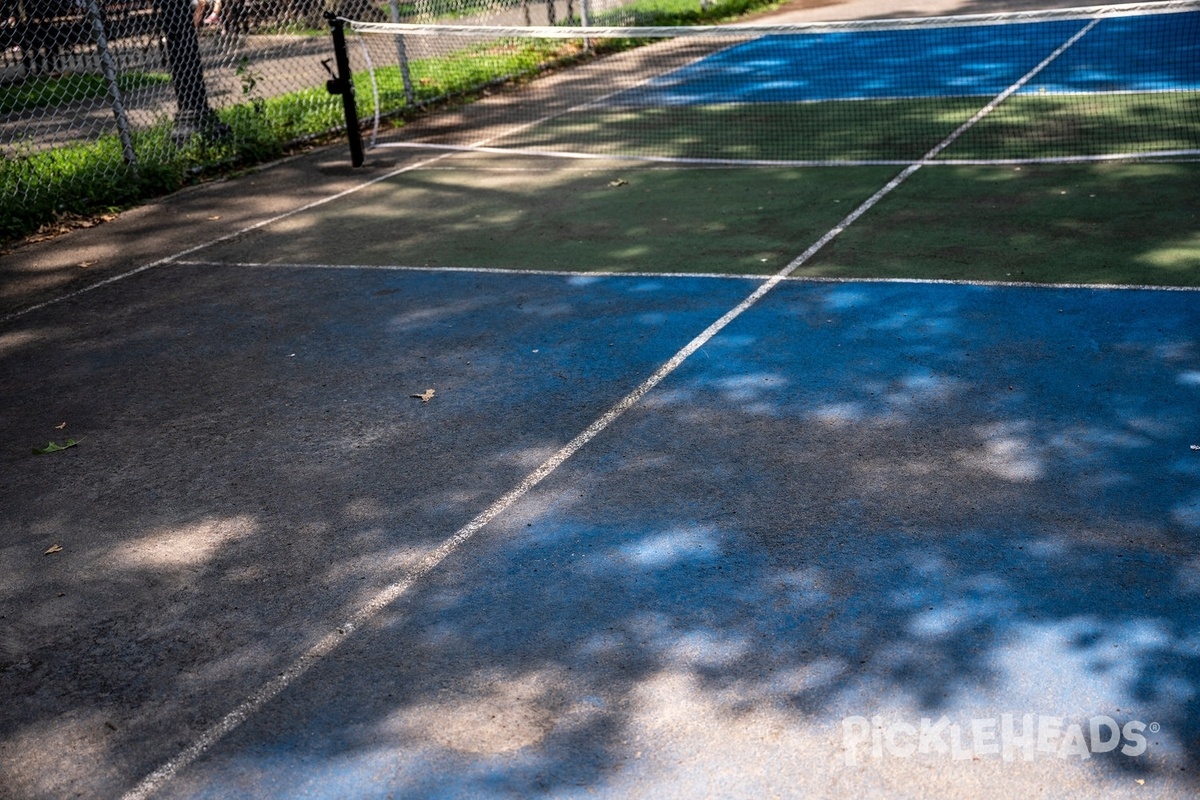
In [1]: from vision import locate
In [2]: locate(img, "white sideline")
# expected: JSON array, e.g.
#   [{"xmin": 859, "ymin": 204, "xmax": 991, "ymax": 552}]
[
  {"xmin": 0, "ymin": 153, "xmax": 456, "ymax": 328},
  {"xmin": 374, "ymin": 140, "xmax": 1200, "ymax": 167},
  {"xmin": 171, "ymin": 260, "xmax": 1200, "ymax": 292}
]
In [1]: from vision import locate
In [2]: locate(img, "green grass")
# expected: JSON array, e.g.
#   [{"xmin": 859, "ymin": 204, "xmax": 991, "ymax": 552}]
[
  {"xmin": 1, "ymin": 131, "xmax": 172, "ymax": 240},
  {"xmin": 802, "ymin": 162, "xmax": 1200, "ymax": 286},
  {"xmin": 362, "ymin": 37, "xmax": 579, "ymax": 115},
  {"xmin": 584, "ymin": 0, "xmax": 783, "ymax": 25},
  {"xmin": 0, "ymin": 72, "xmax": 172, "ymax": 115},
  {"xmin": 376, "ymin": 0, "xmax": 775, "ymax": 24}
]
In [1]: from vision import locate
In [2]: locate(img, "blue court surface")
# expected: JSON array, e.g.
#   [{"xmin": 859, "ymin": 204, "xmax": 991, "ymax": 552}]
[
  {"xmin": 8, "ymin": 265, "xmax": 1186, "ymax": 799},
  {"xmin": 612, "ymin": 11, "xmax": 1200, "ymax": 105}
]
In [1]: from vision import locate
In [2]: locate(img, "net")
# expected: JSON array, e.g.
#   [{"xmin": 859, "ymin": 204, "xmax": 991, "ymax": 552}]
[{"xmin": 342, "ymin": 1, "xmax": 1200, "ymax": 165}]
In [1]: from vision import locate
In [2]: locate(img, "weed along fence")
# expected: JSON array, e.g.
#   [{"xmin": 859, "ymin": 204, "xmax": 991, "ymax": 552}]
[{"xmin": 0, "ymin": 0, "xmax": 746, "ymax": 241}]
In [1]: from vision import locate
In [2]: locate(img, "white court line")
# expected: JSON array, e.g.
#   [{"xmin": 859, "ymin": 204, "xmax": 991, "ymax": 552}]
[
  {"xmin": 171, "ymin": 259, "xmax": 1200, "ymax": 292},
  {"xmin": 120, "ymin": 20, "xmax": 1106, "ymax": 800},
  {"xmin": 375, "ymin": 141, "xmax": 918, "ymax": 167},
  {"xmin": 374, "ymin": 140, "xmax": 1200, "ymax": 167},
  {"xmin": 0, "ymin": 153, "xmax": 458, "ymax": 328},
  {"xmin": 174, "ymin": 260, "xmax": 766, "ymax": 282}
]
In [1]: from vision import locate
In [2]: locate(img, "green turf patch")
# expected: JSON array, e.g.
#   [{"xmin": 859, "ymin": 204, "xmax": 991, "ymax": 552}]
[
  {"xmin": 200, "ymin": 161, "xmax": 898, "ymax": 274},
  {"xmin": 943, "ymin": 92, "xmax": 1200, "ymax": 160},
  {"xmin": 496, "ymin": 93, "xmax": 1200, "ymax": 163},
  {"xmin": 802, "ymin": 162, "xmax": 1200, "ymax": 286},
  {"xmin": 499, "ymin": 99, "xmax": 984, "ymax": 162}
]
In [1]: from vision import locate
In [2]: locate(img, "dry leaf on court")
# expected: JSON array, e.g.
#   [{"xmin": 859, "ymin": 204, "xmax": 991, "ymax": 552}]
[
  {"xmin": 32, "ymin": 439, "xmax": 78, "ymax": 455},
  {"xmin": 44, "ymin": 544, "xmax": 63, "ymax": 555},
  {"xmin": 608, "ymin": 179, "xmax": 628, "ymax": 187},
  {"xmin": 55, "ymin": 422, "xmax": 67, "ymax": 429},
  {"xmin": 77, "ymin": 261, "xmax": 95, "ymax": 269},
  {"xmin": 411, "ymin": 389, "xmax": 435, "ymax": 403}
]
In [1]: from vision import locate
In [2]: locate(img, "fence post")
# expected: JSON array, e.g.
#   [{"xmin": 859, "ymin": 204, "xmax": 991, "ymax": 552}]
[
  {"xmin": 385, "ymin": 0, "xmax": 416, "ymax": 106},
  {"xmin": 580, "ymin": 0, "xmax": 590, "ymax": 50},
  {"xmin": 86, "ymin": 0, "xmax": 137, "ymax": 170}
]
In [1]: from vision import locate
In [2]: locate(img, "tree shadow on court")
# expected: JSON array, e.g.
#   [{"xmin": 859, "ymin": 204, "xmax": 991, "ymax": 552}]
[
  {"xmin": 1, "ymin": 267, "xmax": 1198, "ymax": 797},
  {"xmin": 0, "ymin": 264, "xmax": 755, "ymax": 797},
  {"xmin": 254, "ymin": 279, "xmax": 1198, "ymax": 798}
]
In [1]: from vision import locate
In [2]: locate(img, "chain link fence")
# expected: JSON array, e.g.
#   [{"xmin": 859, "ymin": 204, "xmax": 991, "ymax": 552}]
[
  {"xmin": 0, "ymin": 0, "xmax": 747, "ymax": 240},
  {"xmin": 2, "ymin": 0, "xmax": 359, "ymax": 238}
]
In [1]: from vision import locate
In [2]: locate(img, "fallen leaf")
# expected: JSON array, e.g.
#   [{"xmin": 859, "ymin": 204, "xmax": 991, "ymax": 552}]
[
  {"xmin": 207, "ymin": 215, "xmax": 221, "ymax": 221},
  {"xmin": 411, "ymin": 389, "xmax": 435, "ymax": 403},
  {"xmin": 44, "ymin": 544, "xmax": 63, "ymax": 555},
  {"xmin": 77, "ymin": 261, "xmax": 96, "ymax": 269},
  {"xmin": 608, "ymin": 179, "xmax": 628, "ymax": 187},
  {"xmin": 1192, "ymin": 444, "xmax": 1200, "ymax": 451},
  {"xmin": 55, "ymin": 422, "xmax": 67, "ymax": 430},
  {"xmin": 32, "ymin": 439, "xmax": 78, "ymax": 455}
]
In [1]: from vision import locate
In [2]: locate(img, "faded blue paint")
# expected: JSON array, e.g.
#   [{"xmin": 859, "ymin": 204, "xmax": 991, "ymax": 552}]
[
  {"xmin": 610, "ymin": 12, "xmax": 1200, "ymax": 106},
  {"xmin": 156, "ymin": 278, "xmax": 1200, "ymax": 799}
]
